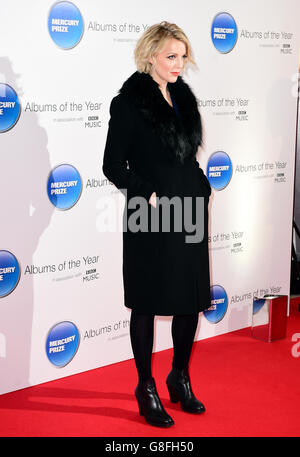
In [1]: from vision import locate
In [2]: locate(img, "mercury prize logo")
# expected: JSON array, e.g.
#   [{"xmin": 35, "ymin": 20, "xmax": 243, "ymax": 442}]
[
  {"xmin": 204, "ymin": 285, "xmax": 228, "ymax": 323},
  {"xmin": 206, "ymin": 151, "xmax": 232, "ymax": 190},
  {"xmin": 46, "ymin": 321, "xmax": 80, "ymax": 367},
  {"xmin": 0, "ymin": 250, "xmax": 21, "ymax": 298},
  {"xmin": 0, "ymin": 83, "xmax": 21, "ymax": 133},
  {"xmin": 48, "ymin": 1, "xmax": 84, "ymax": 49},
  {"xmin": 211, "ymin": 12, "xmax": 238, "ymax": 53},
  {"xmin": 47, "ymin": 164, "xmax": 82, "ymax": 210}
]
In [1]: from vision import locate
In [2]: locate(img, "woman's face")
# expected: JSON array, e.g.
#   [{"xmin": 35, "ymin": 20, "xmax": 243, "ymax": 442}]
[{"xmin": 149, "ymin": 38, "xmax": 187, "ymax": 86}]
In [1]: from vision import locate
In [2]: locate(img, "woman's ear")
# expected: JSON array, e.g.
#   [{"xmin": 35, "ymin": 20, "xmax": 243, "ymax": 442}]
[{"xmin": 149, "ymin": 55, "xmax": 156, "ymax": 66}]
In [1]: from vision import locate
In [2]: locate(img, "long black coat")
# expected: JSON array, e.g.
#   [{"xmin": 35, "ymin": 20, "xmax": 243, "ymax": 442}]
[{"xmin": 102, "ymin": 71, "xmax": 211, "ymax": 315}]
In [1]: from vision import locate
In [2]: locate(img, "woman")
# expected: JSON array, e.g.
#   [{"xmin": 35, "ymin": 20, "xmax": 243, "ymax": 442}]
[{"xmin": 102, "ymin": 21, "xmax": 211, "ymax": 428}]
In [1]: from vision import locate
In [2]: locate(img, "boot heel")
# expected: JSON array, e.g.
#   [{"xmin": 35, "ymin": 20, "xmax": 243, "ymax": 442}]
[
  {"xmin": 136, "ymin": 395, "xmax": 144, "ymax": 416},
  {"xmin": 167, "ymin": 383, "xmax": 180, "ymax": 403}
]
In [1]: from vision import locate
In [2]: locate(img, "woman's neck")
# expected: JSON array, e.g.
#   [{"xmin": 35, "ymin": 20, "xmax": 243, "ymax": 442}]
[
  {"xmin": 150, "ymin": 73, "xmax": 172, "ymax": 106},
  {"xmin": 160, "ymin": 85, "xmax": 172, "ymax": 107}
]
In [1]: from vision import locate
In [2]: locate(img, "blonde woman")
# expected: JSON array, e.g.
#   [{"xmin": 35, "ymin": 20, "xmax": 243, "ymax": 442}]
[{"xmin": 103, "ymin": 21, "xmax": 211, "ymax": 428}]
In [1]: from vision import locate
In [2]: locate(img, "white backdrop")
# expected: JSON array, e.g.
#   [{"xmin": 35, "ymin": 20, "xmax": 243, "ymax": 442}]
[{"xmin": 0, "ymin": 0, "xmax": 299, "ymax": 395}]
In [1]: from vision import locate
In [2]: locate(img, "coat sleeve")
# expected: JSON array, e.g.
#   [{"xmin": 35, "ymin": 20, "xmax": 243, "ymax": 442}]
[{"xmin": 102, "ymin": 95, "xmax": 155, "ymax": 202}]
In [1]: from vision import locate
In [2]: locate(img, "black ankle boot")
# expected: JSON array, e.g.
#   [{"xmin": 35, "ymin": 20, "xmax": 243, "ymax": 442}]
[
  {"xmin": 135, "ymin": 377, "xmax": 174, "ymax": 427},
  {"xmin": 166, "ymin": 367, "xmax": 205, "ymax": 414}
]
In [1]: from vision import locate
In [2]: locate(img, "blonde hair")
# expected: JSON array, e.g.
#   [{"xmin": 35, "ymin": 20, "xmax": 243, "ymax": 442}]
[{"xmin": 134, "ymin": 21, "xmax": 195, "ymax": 74}]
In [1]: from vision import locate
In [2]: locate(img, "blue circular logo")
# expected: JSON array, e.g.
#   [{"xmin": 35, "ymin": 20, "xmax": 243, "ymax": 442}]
[
  {"xmin": 0, "ymin": 250, "xmax": 21, "ymax": 298},
  {"xmin": 253, "ymin": 298, "xmax": 265, "ymax": 314},
  {"xmin": 0, "ymin": 84, "xmax": 21, "ymax": 133},
  {"xmin": 48, "ymin": 1, "xmax": 84, "ymax": 49},
  {"xmin": 47, "ymin": 164, "xmax": 82, "ymax": 210},
  {"xmin": 211, "ymin": 12, "xmax": 238, "ymax": 53},
  {"xmin": 46, "ymin": 321, "xmax": 80, "ymax": 367},
  {"xmin": 206, "ymin": 151, "xmax": 232, "ymax": 190},
  {"xmin": 204, "ymin": 285, "xmax": 228, "ymax": 323}
]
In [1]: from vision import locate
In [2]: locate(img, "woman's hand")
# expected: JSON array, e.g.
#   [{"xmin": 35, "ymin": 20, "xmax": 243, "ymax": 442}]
[{"xmin": 149, "ymin": 192, "xmax": 157, "ymax": 208}]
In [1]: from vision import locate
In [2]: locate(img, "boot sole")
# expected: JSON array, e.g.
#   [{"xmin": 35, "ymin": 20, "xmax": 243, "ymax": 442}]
[{"xmin": 145, "ymin": 418, "xmax": 175, "ymax": 427}]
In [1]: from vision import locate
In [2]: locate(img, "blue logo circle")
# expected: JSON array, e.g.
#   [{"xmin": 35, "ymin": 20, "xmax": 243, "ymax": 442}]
[
  {"xmin": 46, "ymin": 321, "xmax": 80, "ymax": 367},
  {"xmin": 0, "ymin": 84, "xmax": 21, "ymax": 133},
  {"xmin": 0, "ymin": 250, "xmax": 21, "ymax": 298},
  {"xmin": 206, "ymin": 151, "xmax": 232, "ymax": 190},
  {"xmin": 47, "ymin": 164, "xmax": 82, "ymax": 210},
  {"xmin": 204, "ymin": 285, "xmax": 228, "ymax": 323},
  {"xmin": 253, "ymin": 298, "xmax": 265, "ymax": 314},
  {"xmin": 211, "ymin": 12, "xmax": 238, "ymax": 53},
  {"xmin": 48, "ymin": 1, "xmax": 84, "ymax": 49}
]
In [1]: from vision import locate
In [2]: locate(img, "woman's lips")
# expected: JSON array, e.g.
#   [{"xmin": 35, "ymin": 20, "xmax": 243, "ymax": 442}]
[{"xmin": 171, "ymin": 72, "xmax": 180, "ymax": 76}]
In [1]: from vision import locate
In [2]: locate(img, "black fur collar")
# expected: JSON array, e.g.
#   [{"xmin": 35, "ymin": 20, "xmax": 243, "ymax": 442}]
[{"xmin": 119, "ymin": 71, "xmax": 202, "ymax": 164}]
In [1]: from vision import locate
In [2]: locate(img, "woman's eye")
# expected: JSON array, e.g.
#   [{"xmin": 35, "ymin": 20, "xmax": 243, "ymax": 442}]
[{"xmin": 167, "ymin": 55, "xmax": 176, "ymax": 59}]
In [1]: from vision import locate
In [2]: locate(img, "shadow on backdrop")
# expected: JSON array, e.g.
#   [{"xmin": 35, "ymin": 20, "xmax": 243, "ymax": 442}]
[{"xmin": 0, "ymin": 57, "xmax": 54, "ymax": 394}]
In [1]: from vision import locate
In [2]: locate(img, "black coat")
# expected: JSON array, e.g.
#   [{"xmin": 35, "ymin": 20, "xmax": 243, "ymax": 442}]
[{"xmin": 102, "ymin": 71, "xmax": 211, "ymax": 315}]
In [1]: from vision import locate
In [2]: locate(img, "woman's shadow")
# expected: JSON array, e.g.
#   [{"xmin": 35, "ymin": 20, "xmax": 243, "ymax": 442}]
[
  {"xmin": 0, "ymin": 383, "xmax": 142, "ymax": 425},
  {"xmin": 0, "ymin": 57, "xmax": 54, "ymax": 394}
]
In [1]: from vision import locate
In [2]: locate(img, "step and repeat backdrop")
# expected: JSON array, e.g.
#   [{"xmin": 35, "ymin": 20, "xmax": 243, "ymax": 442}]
[{"xmin": 0, "ymin": 0, "xmax": 299, "ymax": 394}]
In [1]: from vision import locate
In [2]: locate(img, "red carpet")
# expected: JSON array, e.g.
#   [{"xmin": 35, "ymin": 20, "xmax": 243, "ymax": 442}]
[{"xmin": 0, "ymin": 305, "xmax": 299, "ymax": 437}]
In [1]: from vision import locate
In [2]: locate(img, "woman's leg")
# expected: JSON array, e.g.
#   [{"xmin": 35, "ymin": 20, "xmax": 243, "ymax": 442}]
[
  {"xmin": 171, "ymin": 313, "xmax": 199, "ymax": 369},
  {"xmin": 130, "ymin": 310, "xmax": 174, "ymax": 427},
  {"xmin": 167, "ymin": 312, "xmax": 205, "ymax": 413},
  {"xmin": 129, "ymin": 310, "xmax": 155, "ymax": 381}
]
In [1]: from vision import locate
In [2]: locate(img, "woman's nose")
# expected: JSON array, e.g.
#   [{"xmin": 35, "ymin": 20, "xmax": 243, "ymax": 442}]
[{"xmin": 176, "ymin": 57, "xmax": 184, "ymax": 69}]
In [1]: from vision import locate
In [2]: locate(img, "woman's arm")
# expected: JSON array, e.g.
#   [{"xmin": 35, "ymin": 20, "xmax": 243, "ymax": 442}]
[
  {"xmin": 189, "ymin": 155, "xmax": 211, "ymax": 196},
  {"xmin": 102, "ymin": 95, "xmax": 155, "ymax": 203}
]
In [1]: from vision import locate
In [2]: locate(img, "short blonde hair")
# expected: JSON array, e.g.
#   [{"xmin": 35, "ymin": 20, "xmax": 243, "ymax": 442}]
[{"xmin": 134, "ymin": 21, "xmax": 195, "ymax": 74}]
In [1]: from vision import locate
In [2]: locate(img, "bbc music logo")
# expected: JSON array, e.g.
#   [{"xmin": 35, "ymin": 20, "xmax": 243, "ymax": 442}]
[
  {"xmin": 204, "ymin": 285, "xmax": 228, "ymax": 323},
  {"xmin": 211, "ymin": 12, "xmax": 238, "ymax": 53},
  {"xmin": 0, "ymin": 251, "xmax": 21, "ymax": 298},
  {"xmin": 48, "ymin": 1, "xmax": 84, "ymax": 49},
  {"xmin": 0, "ymin": 83, "xmax": 21, "ymax": 133},
  {"xmin": 47, "ymin": 163, "xmax": 82, "ymax": 210},
  {"xmin": 206, "ymin": 151, "xmax": 233, "ymax": 190},
  {"xmin": 46, "ymin": 321, "xmax": 80, "ymax": 367}
]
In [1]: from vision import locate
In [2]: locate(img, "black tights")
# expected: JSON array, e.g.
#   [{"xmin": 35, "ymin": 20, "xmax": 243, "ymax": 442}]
[{"xmin": 130, "ymin": 310, "xmax": 199, "ymax": 382}]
